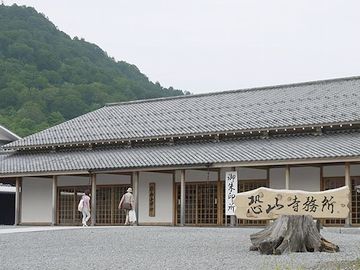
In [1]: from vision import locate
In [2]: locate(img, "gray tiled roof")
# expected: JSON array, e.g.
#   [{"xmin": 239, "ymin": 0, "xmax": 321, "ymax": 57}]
[
  {"xmin": 4, "ymin": 76, "xmax": 360, "ymax": 149},
  {"xmin": 1, "ymin": 131, "xmax": 360, "ymax": 176}
]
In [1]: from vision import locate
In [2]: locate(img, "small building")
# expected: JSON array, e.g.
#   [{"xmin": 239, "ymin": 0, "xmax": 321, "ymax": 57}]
[
  {"xmin": 0, "ymin": 76, "xmax": 360, "ymax": 227},
  {"xmin": 0, "ymin": 125, "xmax": 20, "ymax": 225}
]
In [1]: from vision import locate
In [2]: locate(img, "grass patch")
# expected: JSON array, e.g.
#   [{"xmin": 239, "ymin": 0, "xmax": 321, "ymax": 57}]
[{"xmin": 313, "ymin": 258, "xmax": 360, "ymax": 270}]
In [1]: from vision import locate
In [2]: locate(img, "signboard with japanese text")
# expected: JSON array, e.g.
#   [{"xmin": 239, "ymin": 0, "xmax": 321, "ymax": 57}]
[
  {"xmin": 234, "ymin": 186, "xmax": 349, "ymax": 220},
  {"xmin": 225, "ymin": 171, "xmax": 238, "ymax": 215},
  {"xmin": 149, "ymin": 183, "xmax": 155, "ymax": 217}
]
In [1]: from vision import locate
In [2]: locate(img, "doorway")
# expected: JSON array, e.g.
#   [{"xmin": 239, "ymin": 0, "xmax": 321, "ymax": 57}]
[
  {"xmin": 176, "ymin": 182, "xmax": 218, "ymax": 225},
  {"xmin": 57, "ymin": 185, "xmax": 128, "ymax": 225}
]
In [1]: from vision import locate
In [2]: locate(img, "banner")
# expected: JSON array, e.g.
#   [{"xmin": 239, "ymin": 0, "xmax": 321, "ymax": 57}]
[{"xmin": 225, "ymin": 171, "xmax": 238, "ymax": 215}]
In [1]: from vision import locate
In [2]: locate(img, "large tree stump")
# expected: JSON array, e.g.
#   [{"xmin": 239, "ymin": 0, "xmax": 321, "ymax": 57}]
[{"xmin": 249, "ymin": 215, "xmax": 339, "ymax": 255}]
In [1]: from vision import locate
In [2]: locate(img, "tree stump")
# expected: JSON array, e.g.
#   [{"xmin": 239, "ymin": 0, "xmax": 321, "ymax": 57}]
[{"xmin": 249, "ymin": 215, "xmax": 339, "ymax": 255}]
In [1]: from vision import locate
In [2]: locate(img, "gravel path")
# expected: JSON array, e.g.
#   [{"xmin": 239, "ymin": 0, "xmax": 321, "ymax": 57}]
[{"xmin": 0, "ymin": 226, "xmax": 359, "ymax": 270}]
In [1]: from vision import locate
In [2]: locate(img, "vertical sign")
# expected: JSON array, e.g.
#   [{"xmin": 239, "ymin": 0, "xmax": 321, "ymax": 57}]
[
  {"xmin": 149, "ymin": 183, "xmax": 156, "ymax": 217},
  {"xmin": 225, "ymin": 171, "xmax": 238, "ymax": 215}
]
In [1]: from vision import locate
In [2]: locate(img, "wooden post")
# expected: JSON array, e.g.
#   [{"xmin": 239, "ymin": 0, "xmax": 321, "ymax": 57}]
[
  {"xmin": 91, "ymin": 173, "xmax": 96, "ymax": 226},
  {"xmin": 217, "ymin": 169, "xmax": 221, "ymax": 225},
  {"xmin": 180, "ymin": 169, "xmax": 185, "ymax": 226},
  {"xmin": 14, "ymin": 177, "xmax": 21, "ymax": 226},
  {"xmin": 345, "ymin": 163, "xmax": 351, "ymax": 227},
  {"xmin": 266, "ymin": 167, "xmax": 270, "ymax": 226},
  {"xmin": 133, "ymin": 171, "xmax": 139, "ymax": 225},
  {"xmin": 51, "ymin": 176, "xmax": 57, "ymax": 226},
  {"xmin": 172, "ymin": 171, "xmax": 176, "ymax": 226},
  {"xmin": 319, "ymin": 165, "xmax": 324, "ymax": 228},
  {"xmin": 285, "ymin": 165, "xmax": 290, "ymax": 190}
]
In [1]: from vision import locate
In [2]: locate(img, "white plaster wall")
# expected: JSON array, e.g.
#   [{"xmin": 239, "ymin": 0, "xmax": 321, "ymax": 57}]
[
  {"xmin": 57, "ymin": 176, "xmax": 89, "ymax": 186},
  {"xmin": 270, "ymin": 167, "xmax": 320, "ymax": 191},
  {"xmin": 219, "ymin": 168, "xmax": 228, "ymax": 182},
  {"xmin": 175, "ymin": 170, "xmax": 218, "ymax": 182},
  {"xmin": 220, "ymin": 167, "xmax": 267, "ymax": 181},
  {"xmin": 322, "ymin": 164, "xmax": 360, "ymax": 178},
  {"xmin": 237, "ymin": 168, "xmax": 267, "ymax": 180},
  {"xmin": 176, "ymin": 168, "xmax": 266, "ymax": 183},
  {"xmin": 96, "ymin": 174, "xmax": 131, "ymax": 185},
  {"xmin": 21, "ymin": 177, "xmax": 52, "ymax": 223},
  {"xmin": 350, "ymin": 165, "xmax": 360, "ymax": 176},
  {"xmin": 270, "ymin": 168, "xmax": 286, "ymax": 189},
  {"xmin": 138, "ymin": 172, "xmax": 173, "ymax": 224},
  {"xmin": 323, "ymin": 165, "xmax": 345, "ymax": 177},
  {"xmin": 289, "ymin": 167, "xmax": 320, "ymax": 191},
  {"xmin": 57, "ymin": 174, "xmax": 131, "ymax": 186}
]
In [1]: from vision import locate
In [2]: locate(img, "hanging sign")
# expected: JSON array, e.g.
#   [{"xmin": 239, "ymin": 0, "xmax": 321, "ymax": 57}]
[
  {"xmin": 149, "ymin": 183, "xmax": 155, "ymax": 217},
  {"xmin": 225, "ymin": 171, "xmax": 238, "ymax": 215},
  {"xmin": 234, "ymin": 186, "xmax": 350, "ymax": 220}
]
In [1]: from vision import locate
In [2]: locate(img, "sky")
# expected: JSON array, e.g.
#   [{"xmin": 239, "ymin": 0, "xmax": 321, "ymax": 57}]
[{"xmin": 5, "ymin": 0, "xmax": 360, "ymax": 94}]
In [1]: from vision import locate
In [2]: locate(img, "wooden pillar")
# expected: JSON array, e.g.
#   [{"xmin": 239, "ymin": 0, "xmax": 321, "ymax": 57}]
[
  {"xmin": 91, "ymin": 174, "xmax": 96, "ymax": 226},
  {"xmin": 217, "ymin": 169, "xmax": 221, "ymax": 225},
  {"xmin": 133, "ymin": 171, "xmax": 139, "ymax": 225},
  {"xmin": 172, "ymin": 171, "xmax": 176, "ymax": 225},
  {"xmin": 266, "ymin": 167, "xmax": 270, "ymax": 226},
  {"xmin": 51, "ymin": 176, "xmax": 57, "ymax": 226},
  {"xmin": 285, "ymin": 165, "xmax": 290, "ymax": 190},
  {"xmin": 180, "ymin": 169, "xmax": 185, "ymax": 226},
  {"xmin": 14, "ymin": 177, "xmax": 21, "ymax": 226},
  {"xmin": 345, "ymin": 163, "xmax": 351, "ymax": 227}
]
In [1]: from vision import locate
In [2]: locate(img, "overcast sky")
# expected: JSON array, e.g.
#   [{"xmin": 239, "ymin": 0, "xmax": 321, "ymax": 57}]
[{"xmin": 5, "ymin": 0, "xmax": 360, "ymax": 94}]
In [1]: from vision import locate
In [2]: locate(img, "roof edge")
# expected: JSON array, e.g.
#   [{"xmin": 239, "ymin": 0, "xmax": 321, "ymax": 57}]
[
  {"xmin": 105, "ymin": 75, "xmax": 360, "ymax": 107},
  {"xmin": 0, "ymin": 125, "xmax": 21, "ymax": 141}
]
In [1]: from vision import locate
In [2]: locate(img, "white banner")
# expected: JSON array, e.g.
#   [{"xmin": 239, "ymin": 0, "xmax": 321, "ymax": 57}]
[{"xmin": 225, "ymin": 171, "xmax": 238, "ymax": 216}]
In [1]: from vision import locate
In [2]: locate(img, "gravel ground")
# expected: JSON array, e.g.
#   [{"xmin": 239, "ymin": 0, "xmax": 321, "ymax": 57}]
[{"xmin": 0, "ymin": 226, "xmax": 359, "ymax": 270}]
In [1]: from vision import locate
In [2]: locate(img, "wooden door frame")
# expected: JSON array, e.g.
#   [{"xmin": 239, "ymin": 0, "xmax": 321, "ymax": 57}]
[
  {"xmin": 175, "ymin": 181, "xmax": 219, "ymax": 226},
  {"xmin": 57, "ymin": 184, "xmax": 128, "ymax": 226}
]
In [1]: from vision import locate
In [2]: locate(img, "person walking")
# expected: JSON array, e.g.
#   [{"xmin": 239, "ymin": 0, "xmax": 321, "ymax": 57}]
[
  {"xmin": 81, "ymin": 189, "xmax": 91, "ymax": 227},
  {"xmin": 118, "ymin": 187, "xmax": 135, "ymax": 225}
]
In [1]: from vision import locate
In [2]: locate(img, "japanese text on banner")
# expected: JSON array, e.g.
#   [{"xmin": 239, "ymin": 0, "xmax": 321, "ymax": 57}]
[{"xmin": 225, "ymin": 171, "xmax": 238, "ymax": 215}]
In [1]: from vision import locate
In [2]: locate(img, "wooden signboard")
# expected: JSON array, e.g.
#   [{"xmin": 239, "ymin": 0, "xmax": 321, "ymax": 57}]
[
  {"xmin": 234, "ymin": 186, "xmax": 349, "ymax": 220},
  {"xmin": 149, "ymin": 183, "xmax": 155, "ymax": 217}
]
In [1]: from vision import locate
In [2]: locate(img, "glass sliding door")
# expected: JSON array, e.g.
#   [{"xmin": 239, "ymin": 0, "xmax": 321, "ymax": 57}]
[
  {"xmin": 176, "ymin": 182, "xmax": 218, "ymax": 225},
  {"xmin": 57, "ymin": 185, "xmax": 128, "ymax": 225}
]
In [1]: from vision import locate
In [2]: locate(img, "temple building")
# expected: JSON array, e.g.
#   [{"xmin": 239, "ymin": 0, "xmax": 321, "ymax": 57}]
[
  {"xmin": 0, "ymin": 125, "xmax": 20, "ymax": 224},
  {"xmin": 0, "ymin": 76, "xmax": 360, "ymax": 227}
]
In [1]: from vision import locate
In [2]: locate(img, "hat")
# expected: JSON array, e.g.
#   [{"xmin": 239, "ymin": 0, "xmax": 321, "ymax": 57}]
[{"xmin": 127, "ymin": 187, "xmax": 133, "ymax": 193}]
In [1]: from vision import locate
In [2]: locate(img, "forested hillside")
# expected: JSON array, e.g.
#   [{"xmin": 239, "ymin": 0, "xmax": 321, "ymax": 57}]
[{"xmin": 0, "ymin": 4, "xmax": 184, "ymax": 137}]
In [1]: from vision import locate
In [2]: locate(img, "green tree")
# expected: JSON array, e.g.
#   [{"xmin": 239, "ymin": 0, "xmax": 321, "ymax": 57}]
[{"xmin": 0, "ymin": 4, "xmax": 185, "ymax": 137}]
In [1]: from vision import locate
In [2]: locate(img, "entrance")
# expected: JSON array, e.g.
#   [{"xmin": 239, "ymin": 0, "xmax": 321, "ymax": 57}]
[
  {"xmin": 176, "ymin": 182, "xmax": 218, "ymax": 225},
  {"xmin": 96, "ymin": 185, "xmax": 128, "ymax": 225},
  {"xmin": 0, "ymin": 192, "xmax": 15, "ymax": 225},
  {"xmin": 351, "ymin": 177, "xmax": 360, "ymax": 225},
  {"xmin": 57, "ymin": 185, "xmax": 128, "ymax": 225},
  {"xmin": 58, "ymin": 186, "xmax": 86, "ymax": 225}
]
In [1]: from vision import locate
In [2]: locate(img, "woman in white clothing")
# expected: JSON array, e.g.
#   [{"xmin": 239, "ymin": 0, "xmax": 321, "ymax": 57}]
[{"xmin": 81, "ymin": 189, "xmax": 91, "ymax": 226}]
